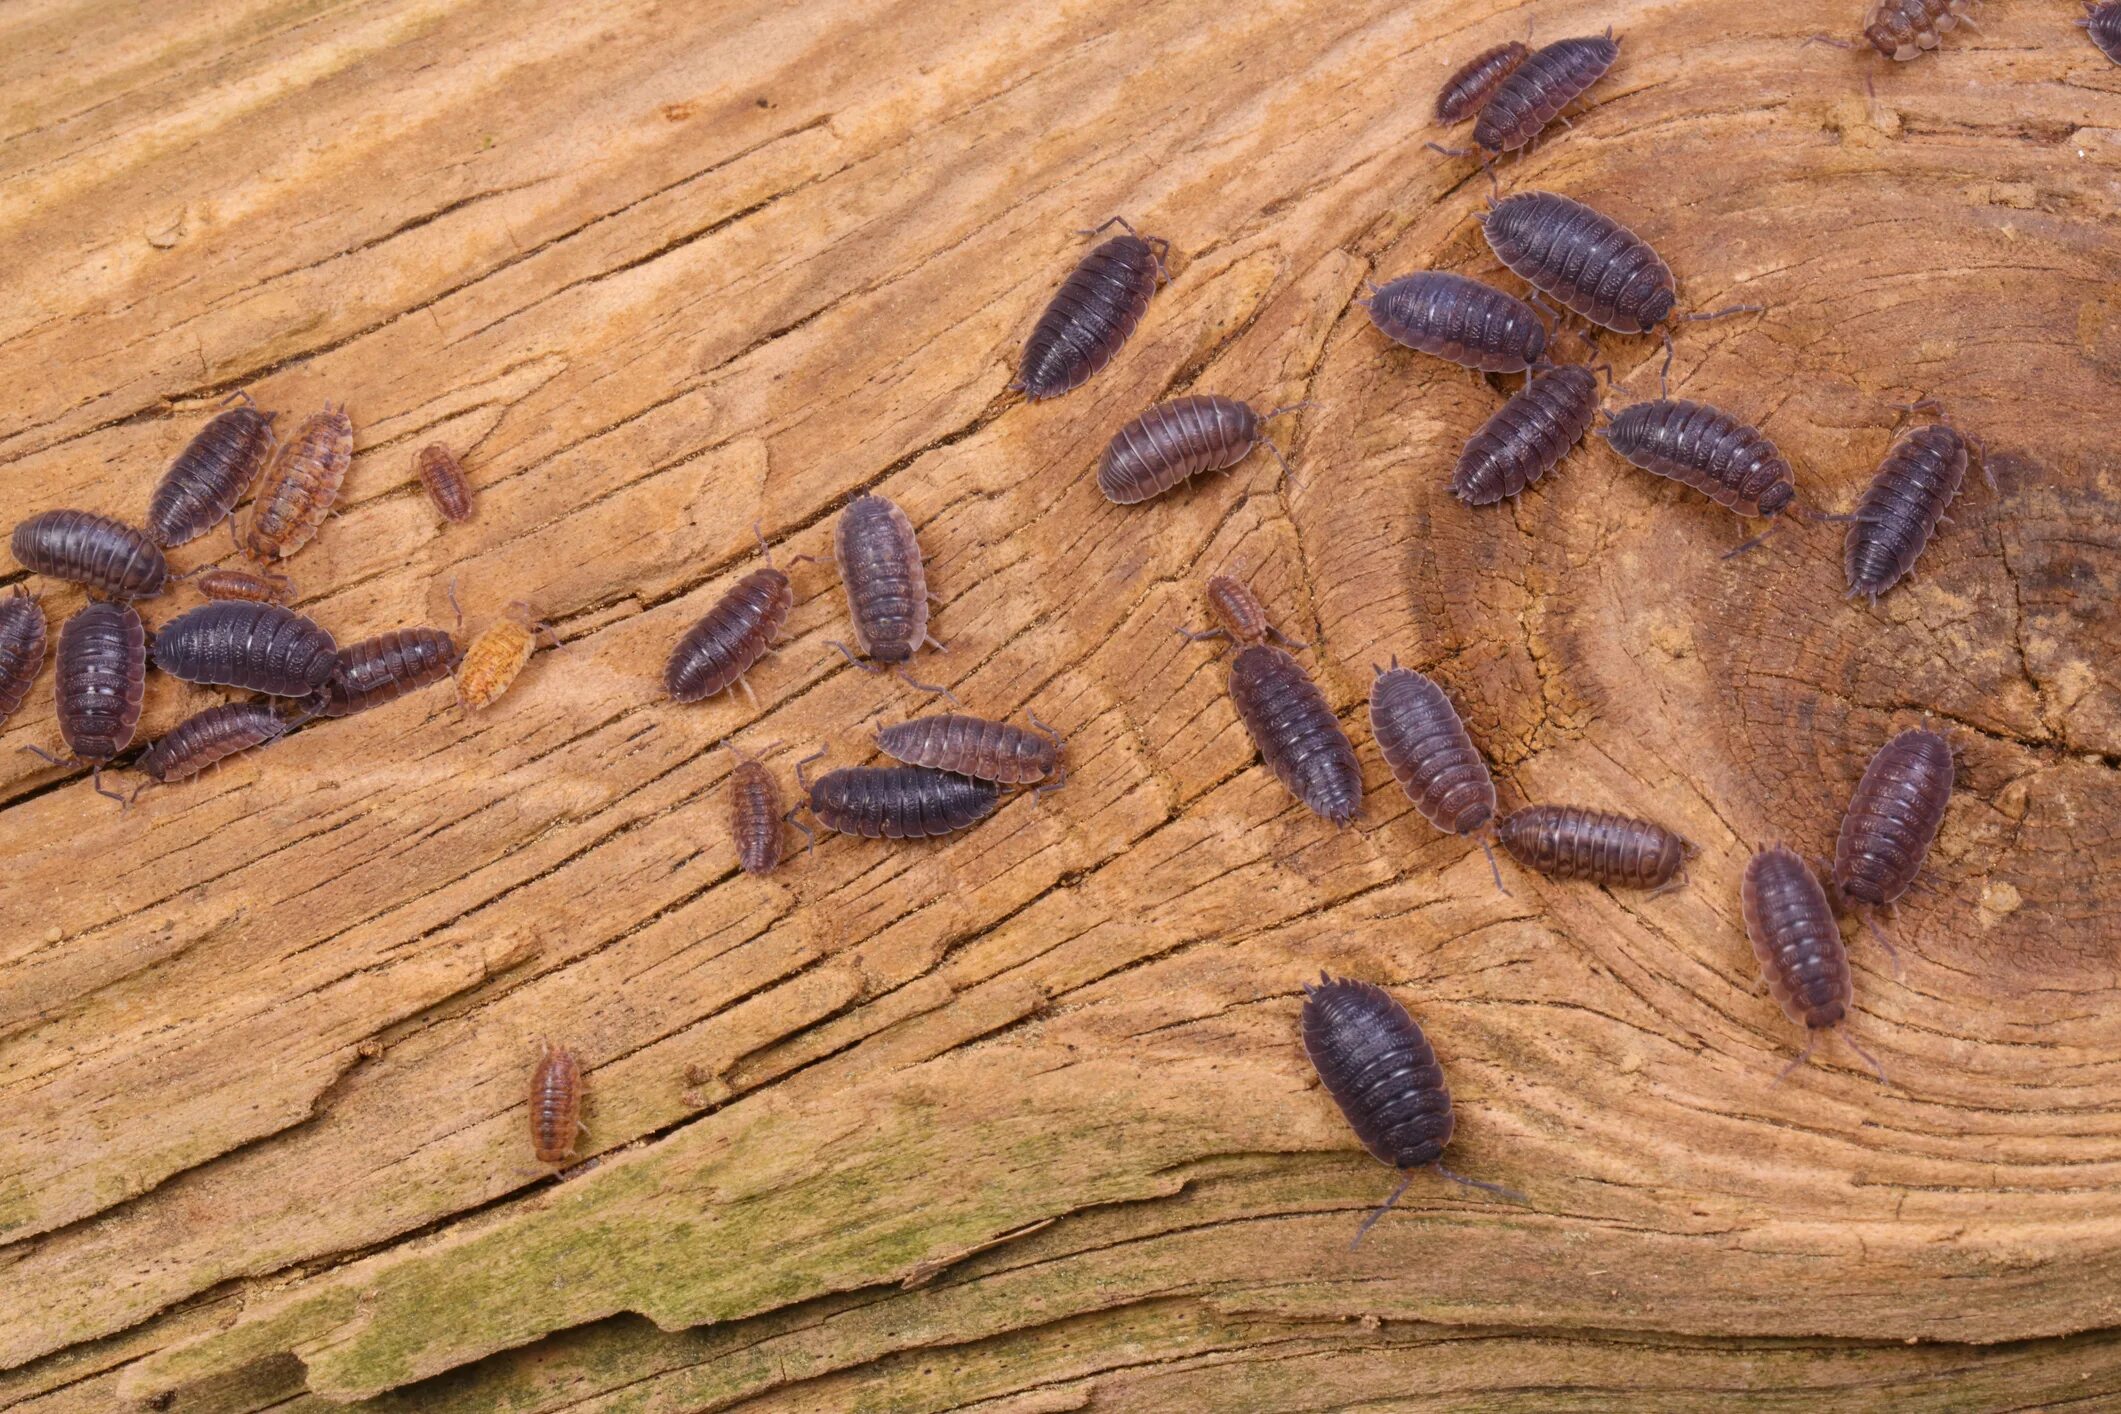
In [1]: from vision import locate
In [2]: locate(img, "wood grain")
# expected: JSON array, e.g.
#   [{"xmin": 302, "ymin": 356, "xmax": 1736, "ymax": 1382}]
[{"xmin": 1, "ymin": 0, "xmax": 2117, "ymax": 1408}]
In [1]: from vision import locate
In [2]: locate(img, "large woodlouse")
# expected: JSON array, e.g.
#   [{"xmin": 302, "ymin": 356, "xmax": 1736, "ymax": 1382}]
[
  {"xmin": 1743, "ymin": 846, "xmax": 1886, "ymax": 1083},
  {"xmin": 0, "ymin": 590, "xmax": 48, "ymax": 728},
  {"xmin": 1834, "ymin": 728, "xmax": 1953, "ymax": 963},
  {"xmin": 145, "ymin": 393, "xmax": 278, "ymax": 548},
  {"xmin": 1226, "ymin": 644, "xmax": 1363, "ymax": 827},
  {"xmin": 414, "ymin": 443, "xmax": 475, "ymax": 523},
  {"xmin": 1300, "ymin": 972, "xmax": 1524, "ymax": 1248},
  {"xmin": 152, "ymin": 602, "xmax": 339, "ymax": 696},
  {"xmin": 1369, "ymin": 661, "xmax": 1503, "ymax": 890},
  {"xmin": 529, "ymin": 1042, "xmax": 585, "ymax": 1165},
  {"xmin": 1451, "ymin": 363, "xmax": 1600, "ymax": 505},
  {"xmin": 830, "ymin": 493, "xmax": 955, "ymax": 700},
  {"xmin": 1177, "ymin": 573, "xmax": 1308, "ymax": 655},
  {"xmin": 195, "ymin": 566, "xmax": 298, "ymax": 605},
  {"xmin": 2085, "ymin": 2, "xmax": 2121, "ymax": 62},
  {"xmin": 665, "ymin": 533, "xmax": 793, "ymax": 706},
  {"xmin": 243, "ymin": 403, "xmax": 352, "ymax": 562},
  {"xmin": 795, "ymin": 748, "xmax": 1000, "ymax": 839},
  {"xmin": 456, "ymin": 603, "xmax": 554, "ymax": 712},
  {"xmin": 1012, "ymin": 217, "xmax": 1170, "ymax": 402},
  {"xmin": 1496, "ymin": 804, "xmax": 1692, "ymax": 894},
  {"xmin": 12, "ymin": 509, "xmax": 168, "ymax": 601},
  {"xmin": 1358, "ymin": 271, "xmax": 1548, "ymax": 373},
  {"xmin": 727, "ymin": 742, "xmax": 786, "ymax": 875},
  {"xmin": 133, "ymin": 701, "xmax": 291, "ymax": 801},
  {"xmin": 1472, "ymin": 32, "xmax": 1621, "ymax": 153},
  {"xmin": 1479, "ymin": 192, "xmax": 1674, "ymax": 335},
  {"xmin": 1864, "ymin": 0, "xmax": 1977, "ymax": 59},
  {"xmin": 876, "ymin": 711, "xmax": 1065, "ymax": 791},
  {"xmin": 1841, "ymin": 406, "xmax": 1985, "ymax": 601},
  {"xmin": 317, "ymin": 627, "xmax": 458, "ymax": 717},
  {"xmin": 27, "ymin": 601, "xmax": 146, "ymax": 801},
  {"xmin": 1598, "ymin": 399, "xmax": 1797, "ymax": 552},
  {"xmin": 1096, "ymin": 395, "xmax": 1306, "ymax": 505},
  {"xmin": 1435, "ymin": 40, "xmax": 1531, "ymax": 123}
]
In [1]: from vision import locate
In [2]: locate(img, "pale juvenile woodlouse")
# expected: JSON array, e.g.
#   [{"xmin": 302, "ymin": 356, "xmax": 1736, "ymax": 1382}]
[
  {"xmin": 727, "ymin": 742, "xmax": 786, "ymax": 875},
  {"xmin": 829, "ymin": 493, "xmax": 955, "ymax": 701},
  {"xmin": 664, "ymin": 531, "xmax": 792, "ymax": 706},
  {"xmin": 12, "ymin": 509, "xmax": 169, "ymax": 601},
  {"xmin": 152, "ymin": 602, "xmax": 339, "ymax": 696},
  {"xmin": 0, "ymin": 589, "xmax": 48, "ymax": 728},
  {"xmin": 1743, "ymin": 845, "xmax": 1887, "ymax": 1083},
  {"xmin": 414, "ymin": 443, "xmax": 475, "ymax": 523},
  {"xmin": 1495, "ymin": 804, "xmax": 1692, "ymax": 894},
  {"xmin": 317, "ymin": 627, "xmax": 458, "ymax": 717},
  {"xmin": 1176, "ymin": 573, "xmax": 1307, "ymax": 655},
  {"xmin": 1301, "ymin": 972, "xmax": 1525, "ymax": 1248},
  {"xmin": 1096, "ymin": 396, "xmax": 1307, "ymax": 505},
  {"xmin": 1833, "ymin": 728, "xmax": 1953, "ymax": 965},
  {"xmin": 456, "ymin": 602, "xmax": 557, "ymax": 713},
  {"xmin": 1012, "ymin": 217, "xmax": 1170, "ymax": 402},
  {"xmin": 1841, "ymin": 402, "xmax": 1987, "ymax": 601},
  {"xmin": 146, "ymin": 393, "xmax": 279, "ymax": 548},
  {"xmin": 1451, "ymin": 363, "xmax": 1600, "ymax": 505},
  {"xmin": 794, "ymin": 746, "xmax": 999, "ymax": 840},
  {"xmin": 529, "ymin": 1042, "xmax": 585, "ymax": 1165},
  {"xmin": 1369, "ymin": 660, "xmax": 1504, "ymax": 890},
  {"xmin": 876, "ymin": 711, "xmax": 1064, "ymax": 791},
  {"xmin": 195, "ymin": 566, "xmax": 298, "ymax": 605},
  {"xmin": 1435, "ymin": 40, "xmax": 1531, "ymax": 123},
  {"xmin": 244, "ymin": 403, "xmax": 352, "ymax": 562},
  {"xmin": 1358, "ymin": 271, "xmax": 1548, "ymax": 373},
  {"xmin": 133, "ymin": 701, "xmax": 292, "ymax": 802},
  {"xmin": 27, "ymin": 601, "xmax": 146, "ymax": 801}
]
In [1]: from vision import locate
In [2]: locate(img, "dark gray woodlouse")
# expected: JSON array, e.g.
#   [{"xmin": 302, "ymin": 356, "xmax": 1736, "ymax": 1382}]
[
  {"xmin": 27, "ymin": 601, "xmax": 146, "ymax": 801},
  {"xmin": 1496, "ymin": 804, "xmax": 1691, "ymax": 894},
  {"xmin": 1177, "ymin": 574, "xmax": 1307, "ymax": 655},
  {"xmin": 1865, "ymin": 0, "xmax": 1977, "ymax": 59},
  {"xmin": 830, "ymin": 493, "xmax": 955, "ymax": 701},
  {"xmin": 1451, "ymin": 363, "xmax": 1600, "ymax": 505},
  {"xmin": 316, "ymin": 627, "xmax": 458, "ymax": 717},
  {"xmin": 1478, "ymin": 192, "xmax": 1674, "ymax": 335},
  {"xmin": 152, "ymin": 602, "xmax": 339, "ymax": 696},
  {"xmin": 1369, "ymin": 661, "xmax": 1503, "ymax": 890},
  {"xmin": 1435, "ymin": 41, "xmax": 1531, "ymax": 123},
  {"xmin": 1096, "ymin": 396, "xmax": 1305, "ymax": 505},
  {"xmin": 1226, "ymin": 644, "xmax": 1363, "ymax": 827},
  {"xmin": 134, "ymin": 701, "xmax": 291, "ymax": 801},
  {"xmin": 1842, "ymin": 408, "xmax": 1984, "ymax": 601},
  {"xmin": 795, "ymin": 748, "xmax": 999, "ymax": 839},
  {"xmin": 0, "ymin": 589, "xmax": 48, "ymax": 728},
  {"xmin": 2085, "ymin": 2, "xmax": 2121, "ymax": 62},
  {"xmin": 1743, "ymin": 845, "xmax": 1886, "ymax": 1083},
  {"xmin": 146, "ymin": 394, "xmax": 278, "ymax": 548},
  {"xmin": 876, "ymin": 711, "xmax": 1064, "ymax": 790},
  {"xmin": 530, "ymin": 1042, "xmax": 584, "ymax": 1164},
  {"xmin": 1833, "ymin": 728, "xmax": 1953, "ymax": 963},
  {"xmin": 244, "ymin": 404, "xmax": 352, "ymax": 561},
  {"xmin": 1358, "ymin": 271, "xmax": 1548, "ymax": 373},
  {"xmin": 195, "ymin": 566, "xmax": 298, "ymax": 604},
  {"xmin": 728, "ymin": 742, "xmax": 786, "ymax": 876},
  {"xmin": 665, "ymin": 534, "xmax": 793, "ymax": 706},
  {"xmin": 1012, "ymin": 217, "xmax": 1170, "ymax": 402},
  {"xmin": 414, "ymin": 443, "xmax": 475, "ymax": 523},
  {"xmin": 1471, "ymin": 32, "xmax": 1620, "ymax": 152},
  {"xmin": 1598, "ymin": 399, "xmax": 1798, "ymax": 552},
  {"xmin": 11, "ymin": 509, "xmax": 169, "ymax": 600},
  {"xmin": 1300, "ymin": 972, "xmax": 1524, "ymax": 1248}
]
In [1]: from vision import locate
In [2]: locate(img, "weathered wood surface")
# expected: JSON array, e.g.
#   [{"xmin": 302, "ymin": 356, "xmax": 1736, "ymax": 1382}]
[{"xmin": 1, "ymin": 0, "xmax": 2117, "ymax": 1408}]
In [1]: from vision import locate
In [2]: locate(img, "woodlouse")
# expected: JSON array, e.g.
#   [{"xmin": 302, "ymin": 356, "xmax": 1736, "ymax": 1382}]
[
  {"xmin": 243, "ymin": 403, "xmax": 353, "ymax": 562},
  {"xmin": 727, "ymin": 742, "xmax": 785, "ymax": 876},
  {"xmin": 875, "ymin": 711, "xmax": 1064, "ymax": 791},
  {"xmin": 0, "ymin": 589, "xmax": 48, "ymax": 728},
  {"xmin": 1842, "ymin": 407, "xmax": 1984, "ymax": 601},
  {"xmin": 1496, "ymin": 804, "xmax": 1692, "ymax": 894},
  {"xmin": 1357, "ymin": 272, "xmax": 1547, "ymax": 373},
  {"xmin": 27, "ymin": 601, "xmax": 146, "ymax": 801},
  {"xmin": 1369, "ymin": 660, "xmax": 1503, "ymax": 890},
  {"xmin": 795, "ymin": 748, "xmax": 1000, "ymax": 839},
  {"xmin": 2084, "ymin": 2, "xmax": 2121, "ymax": 62},
  {"xmin": 1096, "ymin": 395, "xmax": 1306, "ymax": 505},
  {"xmin": 1300, "ymin": 972, "xmax": 1524, "ymax": 1248},
  {"xmin": 414, "ymin": 443, "xmax": 474, "ymax": 523},
  {"xmin": 665, "ymin": 533, "xmax": 793, "ymax": 706},
  {"xmin": 152, "ymin": 602, "xmax": 339, "ymax": 696},
  {"xmin": 1598, "ymin": 399, "xmax": 1798, "ymax": 552},
  {"xmin": 1472, "ymin": 32, "xmax": 1621, "ymax": 153},
  {"xmin": 529, "ymin": 1042, "xmax": 585, "ymax": 1165},
  {"xmin": 316, "ymin": 627, "xmax": 458, "ymax": 717},
  {"xmin": 830, "ymin": 493, "xmax": 954, "ymax": 700},
  {"xmin": 1177, "ymin": 574, "xmax": 1307, "ymax": 655},
  {"xmin": 145, "ymin": 393, "xmax": 278, "ymax": 548},
  {"xmin": 195, "ymin": 566, "xmax": 298, "ymax": 604},
  {"xmin": 1451, "ymin": 363, "xmax": 1600, "ymax": 505},
  {"xmin": 11, "ymin": 509, "xmax": 168, "ymax": 601},
  {"xmin": 1834, "ymin": 728, "xmax": 1953, "ymax": 962},
  {"xmin": 1479, "ymin": 192, "xmax": 1673, "ymax": 335},
  {"xmin": 1226, "ymin": 644, "xmax": 1363, "ymax": 827},
  {"xmin": 1864, "ymin": 0, "xmax": 1977, "ymax": 60},
  {"xmin": 456, "ymin": 603, "xmax": 554, "ymax": 712},
  {"xmin": 133, "ymin": 701, "xmax": 291, "ymax": 801},
  {"xmin": 1012, "ymin": 216, "xmax": 1170, "ymax": 402},
  {"xmin": 1744, "ymin": 845, "xmax": 1886, "ymax": 1082},
  {"xmin": 1435, "ymin": 40, "xmax": 1531, "ymax": 123}
]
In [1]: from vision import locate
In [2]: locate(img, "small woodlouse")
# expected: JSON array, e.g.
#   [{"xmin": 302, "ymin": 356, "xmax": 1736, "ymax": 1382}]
[
  {"xmin": 665, "ymin": 534, "xmax": 793, "ymax": 706},
  {"xmin": 28, "ymin": 601, "xmax": 146, "ymax": 801},
  {"xmin": 1834, "ymin": 728, "xmax": 1953, "ymax": 961},
  {"xmin": 1472, "ymin": 32, "xmax": 1621, "ymax": 153},
  {"xmin": 317, "ymin": 627, "xmax": 458, "ymax": 717},
  {"xmin": 0, "ymin": 589, "xmax": 48, "ymax": 728},
  {"xmin": 134, "ymin": 701, "xmax": 291, "ymax": 801},
  {"xmin": 1865, "ymin": 0, "xmax": 1977, "ymax": 59},
  {"xmin": 875, "ymin": 711, "xmax": 1064, "ymax": 790},
  {"xmin": 2084, "ymin": 2, "xmax": 2121, "ymax": 62},
  {"xmin": 1599, "ymin": 399, "xmax": 1797, "ymax": 550},
  {"xmin": 727, "ymin": 742, "xmax": 785, "ymax": 875},
  {"xmin": 1435, "ymin": 40, "xmax": 1531, "ymax": 123},
  {"xmin": 1479, "ymin": 192, "xmax": 1673, "ymax": 335},
  {"xmin": 1227, "ymin": 644, "xmax": 1363, "ymax": 827},
  {"xmin": 1842, "ymin": 409, "xmax": 1984, "ymax": 601},
  {"xmin": 529, "ymin": 1042, "xmax": 585, "ymax": 1165},
  {"xmin": 244, "ymin": 403, "xmax": 353, "ymax": 562},
  {"xmin": 1369, "ymin": 661, "xmax": 1503, "ymax": 890},
  {"xmin": 145, "ymin": 393, "xmax": 278, "ymax": 548},
  {"xmin": 1496, "ymin": 804, "xmax": 1691, "ymax": 894},
  {"xmin": 1300, "ymin": 972, "xmax": 1524, "ymax": 1248},
  {"xmin": 195, "ymin": 566, "xmax": 298, "ymax": 605},
  {"xmin": 414, "ymin": 443, "xmax": 475, "ymax": 523},
  {"xmin": 1744, "ymin": 846, "xmax": 1886, "ymax": 1082},
  {"xmin": 456, "ymin": 603, "xmax": 554, "ymax": 712},
  {"xmin": 1177, "ymin": 573, "xmax": 1307, "ymax": 655},
  {"xmin": 1451, "ymin": 363, "xmax": 1600, "ymax": 505},
  {"xmin": 153, "ymin": 602, "xmax": 339, "ymax": 696},
  {"xmin": 830, "ymin": 493, "xmax": 954, "ymax": 699},
  {"xmin": 795, "ymin": 748, "xmax": 1000, "ymax": 840},
  {"xmin": 1096, "ymin": 395, "xmax": 1306, "ymax": 505},
  {"xmin": 12, "ymin": 509, "xmax": 169, "ymax": 601},
  {"xmin": 1012, "ymin": 216, "xmax": 1170, "ymax": 402},
  {"xmin": 1358, "ymin": 271, "xmax": 1547, "ymax": 373}
]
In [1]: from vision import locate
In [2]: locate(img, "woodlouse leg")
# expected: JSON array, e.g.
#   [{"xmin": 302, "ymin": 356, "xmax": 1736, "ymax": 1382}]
[
  {"xmin": 1859, "ymin": 910, "xmax": 1906, "ymax": 980},
  {"xmin": 89, "ymin": 763, "xmax": 126, "ymax": 806},
  {"xmin": 894, "ymin": 665, "xmax": 962, "ymax": 707},
  {"xmin": 216, "ymin": 388, "xmax": 257, "ymax": 409},
  {"xmin": 1434, "ymin": 1163, "xmax": 1528, "ymax": 1206},
  {"xmin": 447, "ymin": 577, "xmax": 464, "ymax": 634},
  {"xmin": 1349, "ymin": 1172, "xmax": 1416, "ymax": 1250},
  {"xmin": 921, "ymin": 632, "xmax": 948, "ymax": 654},
  {"xmin": 128, "ymin": 779, "xmax": 158, "ymax": 807},
  {"xmin": 737, "ymin": 675, "xmax": 759, "ymax": 710},
  {"xmin": 1644, "ymin": 866, "xmax": 1690, "ymax": 900},
  {"xmin": 1257, "ymin": 439, "xmax": 1296, "ymax": 490},
  {"xmin": 825, "ymin": 640, "xmax": 884, "ymax": 673}
]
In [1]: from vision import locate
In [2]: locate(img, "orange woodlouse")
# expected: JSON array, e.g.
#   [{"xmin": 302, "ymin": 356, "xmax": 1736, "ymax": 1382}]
[
  {"xmin": 1176, "ymin": 573, "xmax": 1306, "ymax": 655},
  {"xmin": 529, "ymin": 1042, "xmax": 585, "ymax": 1164},
  {"xmin": 243, "ymin": 403, "xmax": 353, "ymax": 562},
  {"xmin": 455, "ymin": 601, "xmax": 557, "ymax": 712},
  {"xmin": 194, "ymin": 565, "xmax": 298, "ymax": 604},
  {"xmin": 415, "ymin": 443, "xmax": 475, "ymax": 523}
]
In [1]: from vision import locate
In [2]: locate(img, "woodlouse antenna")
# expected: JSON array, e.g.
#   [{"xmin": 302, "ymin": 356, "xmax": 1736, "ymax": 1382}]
[
  {"xmin": 894, "ymin": 665, "xmax": 962, "ymax": 706},
  {"xmin": 795, "ymin": 745, "xmax": 828, "ymax": 790},
  {"xmin": 1719, "ymin": 518, "xmax": 1789, "ymax": 560},
  {"xmin": 1349, "ymin": 1172, "xmax": 1415, "ymax": 1250},
  {"xmin": 1259, "ymin": 400, "xmax": 1316, "ymax": 423},
  {"xmin": 1859, "ymin": 910, "xmax": 1906, "ymax": 979},
  {"xmin": 783, "ymin": 805, "xmax": 817, "ymax": 857},
  {"xmin": 1434, "ymin": 1163, "xmax": 1529, "ymax": 1205},
  {"xmin": 1770, "ymin": 1031, "xmax": 1821, "ymax": 1088},
  {"xmin": 1474, "ymin": 830, "xmax": 1510, "ymax": 895},
  {"xmin": 752, "ymin": 521, "xmax": 775, "ymax": 567},
  {"xmin": 826, "ymin": 640, "xmax": 882, "ymax": 673},
  {"xmin": 1838, "ymin": 1029, "xmax": 1891, "ymax": 1085}
]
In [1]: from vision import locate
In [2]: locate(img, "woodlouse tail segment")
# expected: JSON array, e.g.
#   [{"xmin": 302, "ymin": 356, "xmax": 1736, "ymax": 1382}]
[
  {"xmin": 1434, "ymin": 1163, "xmax": 1529, "ymax": 1206},
  {"xmin": 1859, "ymin": 910, "xmax": 1907, "ymax": 980},
  {"xmin": 1349, "ymin": 1172, "xmax": 1416, "ymax": 1250}
]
